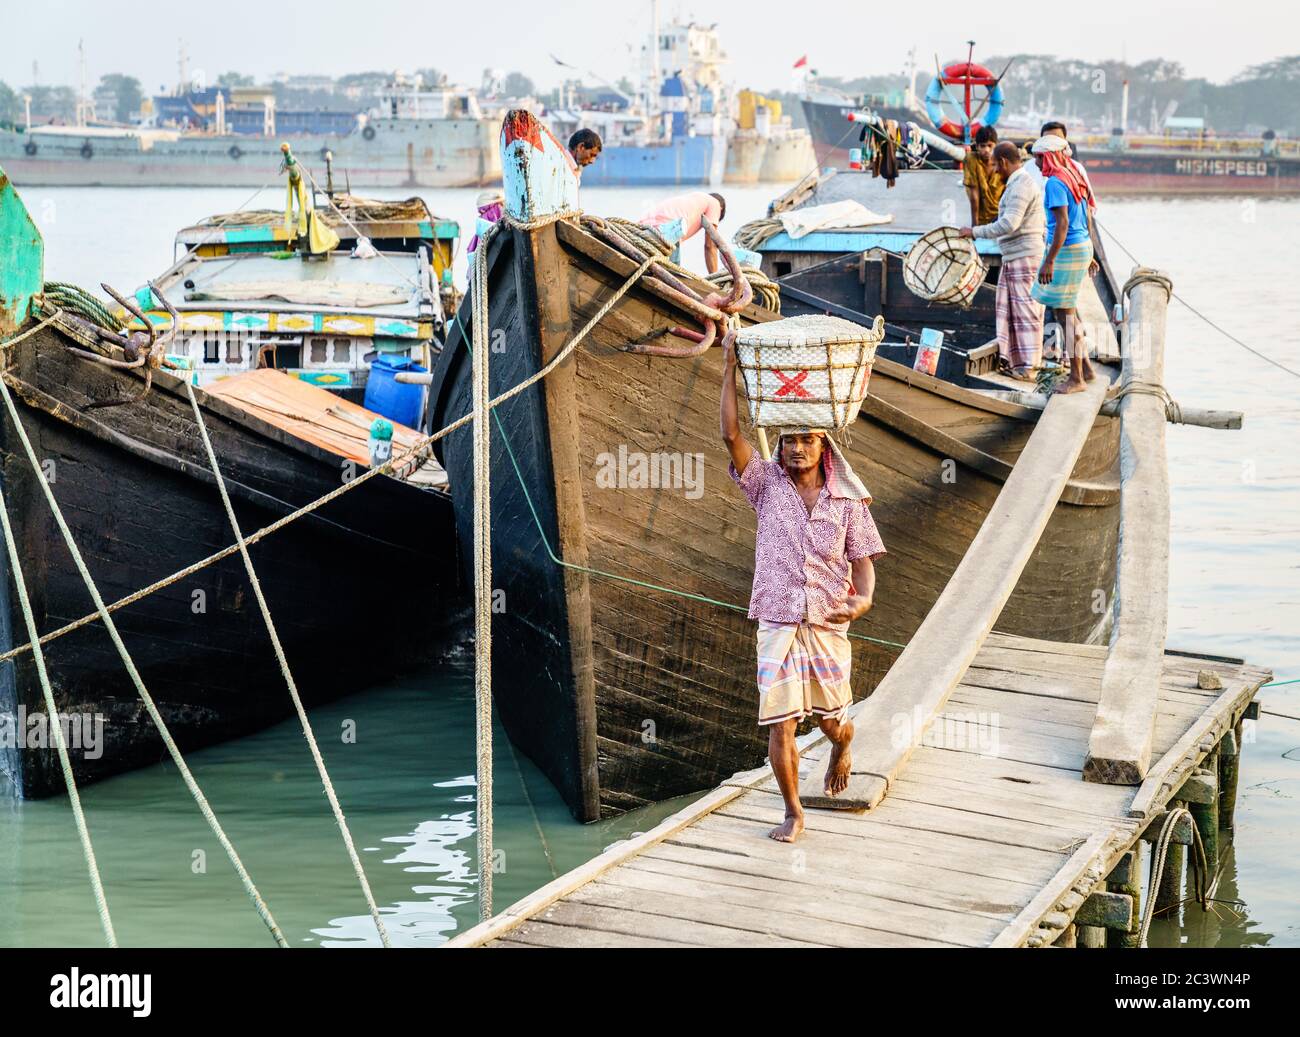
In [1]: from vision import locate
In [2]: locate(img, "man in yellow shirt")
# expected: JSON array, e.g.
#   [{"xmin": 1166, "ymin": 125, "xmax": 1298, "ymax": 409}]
[{"xmin": 962, "ymin": 126, "xmax": 1004, "ymax": 226}]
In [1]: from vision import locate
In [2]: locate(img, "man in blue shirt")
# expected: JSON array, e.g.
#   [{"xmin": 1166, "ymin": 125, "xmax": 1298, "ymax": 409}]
[{"xmin": 1031, "ymin": 135, "xmax": 1097, "ymax": 393}]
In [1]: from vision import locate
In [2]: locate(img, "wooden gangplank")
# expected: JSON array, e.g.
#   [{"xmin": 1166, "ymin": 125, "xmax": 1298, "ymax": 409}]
[{"xmin": 446, "ymin": 634, "xmax": 1268, "ymax": 948}]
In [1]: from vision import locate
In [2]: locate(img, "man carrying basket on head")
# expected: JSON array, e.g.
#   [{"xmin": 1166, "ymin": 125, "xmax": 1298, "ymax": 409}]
[{"xmin": 720, "ymin": 333, "xmax": 886, "ymax": 844}]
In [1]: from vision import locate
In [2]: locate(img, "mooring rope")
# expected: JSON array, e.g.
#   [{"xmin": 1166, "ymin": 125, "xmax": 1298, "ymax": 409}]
[
  {"xmin": 0, "ymin": 374, "xmax": 288, "ymax": 947},
  {"xmin": 471, "ymin": 221, "xmax": 496, "ymax": 921},
  {"xmin": 1100, "ymin": 219, "xmax": 1300, "ymax": 381},
  {"xmin": 182, "ymin": 379, "xmax": 392, "ymax": 947},
  {"xmin": 0, "ymin": 478, "xmax": 117, "ymax": 947},
  {"xmin": 1139, "ymin": 805, "xmax": 1209, "ymax": 947}
]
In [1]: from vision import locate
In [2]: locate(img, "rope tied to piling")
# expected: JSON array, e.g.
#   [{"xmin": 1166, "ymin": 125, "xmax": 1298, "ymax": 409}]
[
  {"xmin": 1122, "ymin": 267, "xmax": 1174, "ymax": 304},
  {"xmin": 1139, "ymin": 806, "xmax": 1209, "ymax": 947},
  {"xmin": 1113, "ymin": 378, "xmax": 1184, "ymax": 425}
]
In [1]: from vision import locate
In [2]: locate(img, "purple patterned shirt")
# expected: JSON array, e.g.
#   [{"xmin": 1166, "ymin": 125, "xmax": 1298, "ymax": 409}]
[{"xmin": 729, "ymin": 455, "xmax": 886, "ymax": 630}]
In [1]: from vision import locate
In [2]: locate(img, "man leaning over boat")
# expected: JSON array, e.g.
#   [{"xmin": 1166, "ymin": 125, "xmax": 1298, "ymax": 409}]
[
  {"xmin": 720, "ymin": 337, "xmax": 886, "ymax": 844},
  {"xmin": 959, "ymin": 140, "xmax": 1047, "ymax": 381}
]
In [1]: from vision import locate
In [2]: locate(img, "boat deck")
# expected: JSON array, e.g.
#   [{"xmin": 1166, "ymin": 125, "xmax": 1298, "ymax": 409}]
[{"xmin": 449, "ymin": 632, "xmax": 1268, "ymax": 948}]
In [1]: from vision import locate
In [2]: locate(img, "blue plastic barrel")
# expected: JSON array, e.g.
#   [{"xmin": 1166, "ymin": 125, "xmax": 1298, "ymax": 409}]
[{"xmin": 363, "ymin": 355, "xmax": 427, "ymax": 429}]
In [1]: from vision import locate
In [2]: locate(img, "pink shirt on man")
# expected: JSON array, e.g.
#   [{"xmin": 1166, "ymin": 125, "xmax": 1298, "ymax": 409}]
[
  {"xmin": 729, "ymin": 455, "xmax": 886, "ymax": 630},
  {"xmin": 638, "ymin": 191, "xmax": 722, "ymax": 242}
]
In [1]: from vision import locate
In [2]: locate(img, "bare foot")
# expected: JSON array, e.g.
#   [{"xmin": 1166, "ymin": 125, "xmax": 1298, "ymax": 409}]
[
  {"xmin": 1081, "ymin": 358, "xmax": 1097, "ymax": 382},
  {"xmin": 769, "ymin": 812, "xmax": 804, "ymax": 843},
  {"xmin": 824, "ymin": 721, "xmax": 854, "ymax": 797},
  {"xmin": 1055, "ymin": 376, "xmax": 1088, "ymax": 395}
]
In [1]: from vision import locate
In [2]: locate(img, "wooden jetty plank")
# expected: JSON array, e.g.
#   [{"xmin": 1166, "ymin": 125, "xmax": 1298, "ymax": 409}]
[
  {"xmin": 673, "ymin": 813, "xmax": 1057, "ymax": 892},
  {"xmin": 568, "ymin": 878, "xmax": 960, "ymax": 947},
  {"xmin": 800, "ymin": 376, "xmax": 1110, "ymax": 810},
  {"xmin": 634, "ymin": 841, "xmax": 1028, "ymax": 919},
  {"xmin": 498, "ymin": 918, "xmax": 694, "ymax": 949},
  {"xmin": 531, "ymin": 898, "xmax": 826, "ymax": 947},
  {"xmin": 596, "ymin": 862, "xmax": 1004, "ymax": 946},
  {"xmin": 1085, "ymin": 269, "xmax": 1172, "ymax": 784}
]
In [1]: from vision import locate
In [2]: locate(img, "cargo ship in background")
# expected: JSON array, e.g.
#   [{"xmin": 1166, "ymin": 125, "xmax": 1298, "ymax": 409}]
[
  {"xmin": 0, "ymin": 73, "xmax": 501, "ymax": 188},
  {"xmin": 801, "ymin": 52, "xmax": 1300, "ymax": 194},
  {"xmin": 544, "ymin": 12, "xmax": 813, "ymax": 187}
]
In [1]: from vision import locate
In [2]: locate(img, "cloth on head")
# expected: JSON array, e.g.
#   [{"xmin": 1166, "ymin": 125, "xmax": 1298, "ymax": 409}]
[
  {"xmin": 1030, "ymin": 135, "xmax": 1070, "ymax": 154},
  {"xmin": 775, "ymin": 428, "xmax": 872, "ymax": 502},
  {"xmin": 1040, "ymin": 151, "xmax": 1094, "ymax": 209}
]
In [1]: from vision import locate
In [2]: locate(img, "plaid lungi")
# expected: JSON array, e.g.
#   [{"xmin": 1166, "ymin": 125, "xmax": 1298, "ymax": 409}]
[
  {"xmin": 996, "ymin": 254, "xmax": 1045, "ymax": 369},
  {"xmin": 1032, "ymin": 240, "xmax": 1093, "ymax": 309},
  {"xmin": 755, "ymin": 621, "xmax": 853, "ymax": 726}
]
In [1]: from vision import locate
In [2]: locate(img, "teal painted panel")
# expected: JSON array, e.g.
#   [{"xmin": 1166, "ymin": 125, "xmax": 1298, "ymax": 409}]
[
  {"xmin": 375, "ymin": 319, "xmax": 419, "ymax": 337},
  {"xmin": 225, "ymin": 226, "xmax": 278, "ymax": 244},
  {"xmin": 0, "ymin": 167, "xmax": 45, "ymax": 335},
  {"xmin": 292, "ymin": 369, "xmax": 353, "ymax": 388},
  {"xmin": 226, "ymin": 311, "xmax": 270, "ymax": 331},
  {"xmin": 760, "ymin": 231, "xmax": 1002, "ymax": 256}
]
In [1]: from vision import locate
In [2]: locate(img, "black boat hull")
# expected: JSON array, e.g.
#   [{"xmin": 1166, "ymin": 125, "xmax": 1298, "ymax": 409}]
[{"xmin": 0, "ymin": 325, "xmax": 469, "ymax": 797}]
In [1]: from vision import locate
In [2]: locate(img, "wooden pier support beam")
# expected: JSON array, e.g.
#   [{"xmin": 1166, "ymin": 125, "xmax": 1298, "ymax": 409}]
[
  {"xmin": 1219, "ymin": 726, "xmax": 1241, "ymax": 833},
  {"xmin": 1078, "ymin": 925, "xmax": 1107, "ymax": 948},
  {"xmin": 1106, "ymin": 849, "xmax": 1142, "ymax": 948},
  {"xmin": 1188, "ymin": 752, "xmax": 1220, "ymax": 872},
  {"xmin": 1076, "ymin": 890, "xmax": 1134, "ymax": 931},
  {"xmin": 1085, "ymin": 267, "xmax": 1173, "ymax": 785},
  {"xmin": 1153, "ymin": 799, "xmax": 1187, "ymax": 921}
]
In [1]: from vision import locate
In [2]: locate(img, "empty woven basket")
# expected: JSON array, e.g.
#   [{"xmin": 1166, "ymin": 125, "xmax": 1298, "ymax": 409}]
[
  {"xmin": 734, "ymin": 313, "xmax": 885, "ymax": 430},
  {"xmin": 903, "ymin": 227, "xmax": 986, "ymax": 308}
]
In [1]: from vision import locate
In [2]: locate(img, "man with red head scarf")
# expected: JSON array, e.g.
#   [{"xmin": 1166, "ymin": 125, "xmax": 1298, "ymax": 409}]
[{"xmin": 1031, "ymin": 135, "xmax": 1097, "ymax": 393}]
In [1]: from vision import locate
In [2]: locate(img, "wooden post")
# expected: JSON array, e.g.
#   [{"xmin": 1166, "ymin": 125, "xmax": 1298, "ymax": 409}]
[
  {"xmin": 1188, "ymin": 752, "xmax": 1220, "ymax": 873},
  {"xmin": 1219, "ymin": 725, "xmax": 1241, "ymax": 833},
  {"xmin": 1154, "ymin": 799, "xmax": 1187, "ymax": 921},
  {"xmin": 1054, "ymin": 924, "xmax": 1078, "ymax": 948},
  {"xmin": 1107, "ymin": 848, "xmax": 1142, "ymax": 949},
  {"xmin": 1085, "ymin": 267, "xmax": 1173, "ymax": 784},
  {"xmin": 1078, "ymin": 925, "xmax": 1106, "ymax": 948}
]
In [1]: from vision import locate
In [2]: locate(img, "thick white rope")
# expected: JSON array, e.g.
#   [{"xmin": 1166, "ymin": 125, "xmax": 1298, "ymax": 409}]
[
  {"xmin": 182, "ymin": 379, "xmax": 392, "ymax": 947},
  {"xmin": 1138, "ymin": 805, "xmax": 1207, "ymax": 947},
  {"xmin": 0, "ymin": 374, "xmax": 288, "ymax": 947},
  {"xmin": 472, "ymin": 224, "xmax": 495, "ymax": 921},
  {"xmin": 0, "ymin": 478, "xmax": 117, "ymax": 947}
]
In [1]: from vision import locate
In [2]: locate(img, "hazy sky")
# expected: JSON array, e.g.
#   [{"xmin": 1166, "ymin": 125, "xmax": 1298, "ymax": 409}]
[{"xmin": 4, "ymin": 0, "xmax": 1294, "ymax": 96}]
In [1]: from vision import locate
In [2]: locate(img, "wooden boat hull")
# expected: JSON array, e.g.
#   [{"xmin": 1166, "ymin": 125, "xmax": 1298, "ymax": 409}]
[
  {"xmin": 0, "ymin": 324, "xmax": 469, "ymax": 797},
  {"xmin": 429, "ymin": 217, "xmax": 1122, "ymax": 821}
]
